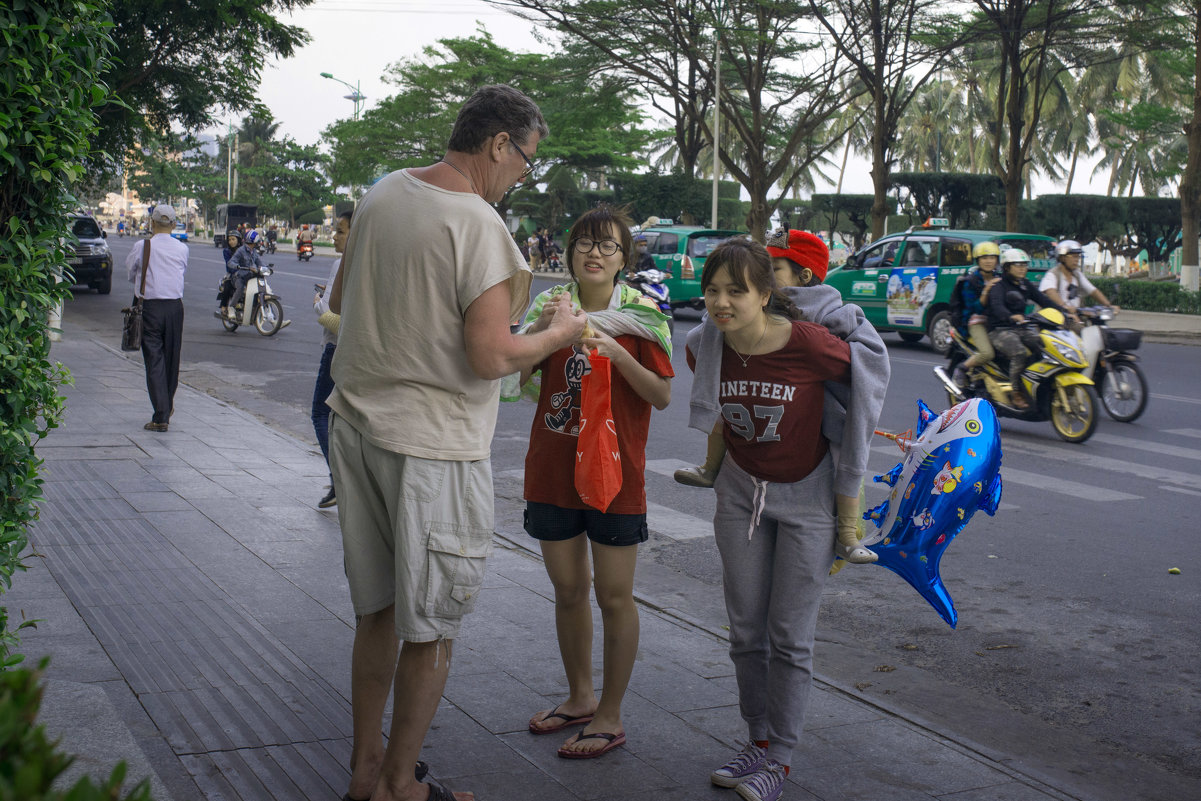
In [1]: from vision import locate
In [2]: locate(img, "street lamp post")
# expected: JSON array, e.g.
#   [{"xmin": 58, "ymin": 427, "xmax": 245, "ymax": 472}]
[
  {"xmin": 321, "ymin": 72, "xmax": 366, "ymax": 200},
  {"xmin": 320, "ymin": 72, "xmax": 365, "ymax": 121}
]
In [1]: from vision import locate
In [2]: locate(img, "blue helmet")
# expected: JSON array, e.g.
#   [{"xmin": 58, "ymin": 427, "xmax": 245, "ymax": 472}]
[{"xmin": 244, "ymin": 229, "xmax": 261, "ymax": 246}]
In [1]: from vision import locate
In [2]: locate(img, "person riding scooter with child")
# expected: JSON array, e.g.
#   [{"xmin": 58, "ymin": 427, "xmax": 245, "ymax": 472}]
[
  {"xmin": 219, "ymin": 229, "xmax": 265, "ymax": 320},
  {"xmin": 986, "ymin": 248, "xmax": 1070, "ymax": 409}
]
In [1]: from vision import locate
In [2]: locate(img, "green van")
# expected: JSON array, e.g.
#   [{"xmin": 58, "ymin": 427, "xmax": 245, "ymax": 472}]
[
  {"xmin": 824, "ymin": 220, "xmax": 1056, "ymax": 354},
  {"xmin": 636, "ymin": 223, "xmax": 743, "ymax": 313}
]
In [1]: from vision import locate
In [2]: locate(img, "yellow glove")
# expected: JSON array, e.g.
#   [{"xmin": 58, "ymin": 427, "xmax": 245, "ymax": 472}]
[{"xmin": 834, "ymin": 493, "xmax": 877, "ymax": 564}]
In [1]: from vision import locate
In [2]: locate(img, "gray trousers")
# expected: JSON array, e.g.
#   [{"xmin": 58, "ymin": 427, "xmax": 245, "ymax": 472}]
[
  {"xmin": 713, "ymin": 453, "xmax": 836, "ymax": 767},
  {"xmin": 989, "ymin": 327, "xmax": 1042, "ymax": 386}
]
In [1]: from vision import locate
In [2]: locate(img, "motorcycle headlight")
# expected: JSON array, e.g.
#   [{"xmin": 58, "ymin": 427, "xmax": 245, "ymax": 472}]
[
  {"xmin": 1047, "ymin": 337, "xmax": 1087, "ymax": 368},
  {"xmin": 260, "ymin": 266, "xmax": 272, "ymax": 276}
]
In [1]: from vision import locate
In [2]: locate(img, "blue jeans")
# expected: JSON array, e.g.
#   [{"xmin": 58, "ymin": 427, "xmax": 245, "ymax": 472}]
[{"xmin": 311, "ymin": 343, "xmax": 336, "ymax": 470}]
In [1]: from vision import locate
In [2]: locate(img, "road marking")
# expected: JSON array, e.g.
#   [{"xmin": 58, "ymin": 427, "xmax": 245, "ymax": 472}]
[
  {"xmin": 1167, "ymin": 429, "xmax": 1201, "ymax": 439},
  {"xmin": 1165, "ymin": 485, "xmax": 1201, "ymax": 497},
  {"xmin": 1152, "ymin": 393, "xmax": 1201, "ymax": 406},
  {"xmin": 1091, "ymin": 432, "xmax": 1201, "ymax": 462},
  {"xmin": 647, "ymin": 502, "xmax": 712, "ymax": 541},
  {"xmin": 1002, "ymin": 439, "xmax": 1201, "ymax": 492},
  {"xmin": 646, "ymin": 458, "xmax": 695, "ymax": 479},
  {"xmin": 869, "ymin": 445, "xmax": 1139, "ymax": 502}
]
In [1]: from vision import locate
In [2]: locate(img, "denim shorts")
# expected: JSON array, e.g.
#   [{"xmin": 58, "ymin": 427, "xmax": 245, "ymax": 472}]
[
  {"xmin": 524, "ymin": 501, "xmax": 648, "ymax": 547},
  {"xmin": 329, "ymin": 414, "xmax": 495, "ymax": 642}
]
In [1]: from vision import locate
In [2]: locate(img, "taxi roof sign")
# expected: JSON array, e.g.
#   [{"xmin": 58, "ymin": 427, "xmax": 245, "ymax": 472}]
[{"xmin": 923, "ymin": 217, "xmax": 950, "ymax": 228}]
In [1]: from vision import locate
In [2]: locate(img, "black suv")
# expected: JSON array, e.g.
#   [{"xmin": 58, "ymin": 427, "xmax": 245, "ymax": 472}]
[{"xmin": 65, "ymin": 214, "xmax": 113, "ymax": 294}]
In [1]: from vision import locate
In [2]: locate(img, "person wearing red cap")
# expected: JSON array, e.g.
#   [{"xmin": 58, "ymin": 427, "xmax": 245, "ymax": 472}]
[{"xmin": 677, "ymin": 227, "xmax": 890, "ymax": 566}]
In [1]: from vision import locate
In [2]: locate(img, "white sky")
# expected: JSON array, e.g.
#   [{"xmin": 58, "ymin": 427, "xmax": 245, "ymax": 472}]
[{"xmin": 242, "ymin": 0, "xmax": 1106, "ymax": 199}]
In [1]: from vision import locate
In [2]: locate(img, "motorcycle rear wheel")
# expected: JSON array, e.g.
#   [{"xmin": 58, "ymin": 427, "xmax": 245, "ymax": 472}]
[
  {"xmin": 254, "ymin": 297, "xmax": 284, "ymax": 336},
  {"xmin": 1046, "ymin": 383, "xmax": 1098, "ymax": 443},
  {"xmin": 1098, "ymin": 361, "xmax": 1147, "ymax": 423}
]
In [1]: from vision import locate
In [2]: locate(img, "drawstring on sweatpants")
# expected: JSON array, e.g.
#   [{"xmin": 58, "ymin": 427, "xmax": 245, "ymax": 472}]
[{"xmin": 748, "ymin": 477, "xmax": 768, "ymax": 540}]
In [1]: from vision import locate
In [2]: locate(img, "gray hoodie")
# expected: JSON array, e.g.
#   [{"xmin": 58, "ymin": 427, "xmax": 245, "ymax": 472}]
[{"xmin": 686, "ymin": 285, "xmax": 890, "ymax": 497}]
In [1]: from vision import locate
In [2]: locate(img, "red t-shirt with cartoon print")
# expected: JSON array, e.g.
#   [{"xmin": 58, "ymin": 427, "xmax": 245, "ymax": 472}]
[
  {"xmin": 687, "ymin": 320, "xmax": 851, "ymax": 484},
  {"xmin": 524, "ymin": 335, "xmax": 674, "ymax": 514}
]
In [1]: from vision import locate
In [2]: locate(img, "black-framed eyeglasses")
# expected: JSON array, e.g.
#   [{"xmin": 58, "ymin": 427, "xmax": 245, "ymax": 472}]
[
  {"xmin": 573, "ymin": 238, "xmax": 624, "ymax": 257},
  {"xmin": 509, "ymin": 137, "xmax": 536, "ymax": 182}
]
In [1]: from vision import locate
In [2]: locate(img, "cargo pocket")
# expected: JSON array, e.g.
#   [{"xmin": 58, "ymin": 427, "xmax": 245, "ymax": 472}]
[{"xmin": 423, "ymin": 522, "xmax": 493, "ymax": 619}]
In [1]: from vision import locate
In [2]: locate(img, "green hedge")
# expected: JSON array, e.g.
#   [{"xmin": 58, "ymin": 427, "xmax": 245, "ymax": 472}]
[
  {"xmin": 1091, "ymin": 277, "xmax": 1201, "ymax": 315},
  {"xmin": 2, "ymin": 0, "xmax": 113, "ymax": 666}
]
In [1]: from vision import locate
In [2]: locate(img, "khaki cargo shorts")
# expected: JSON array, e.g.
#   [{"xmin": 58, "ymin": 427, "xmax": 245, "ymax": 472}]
[{"xmin": 329, "ymin": 414, "xmax": 495, "ymax": 642}]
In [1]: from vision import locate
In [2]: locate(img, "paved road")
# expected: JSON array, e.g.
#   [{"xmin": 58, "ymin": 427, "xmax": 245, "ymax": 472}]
[{"xmin": 67, "ymin": 236, "xmax": 1201, "ymax": 783}]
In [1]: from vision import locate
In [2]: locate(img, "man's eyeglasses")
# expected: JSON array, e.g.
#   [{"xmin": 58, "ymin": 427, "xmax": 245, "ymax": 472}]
[
  {"xmin": 509, "ymin": 137, "xmax": 536, "ymax": 183},
  {"xmin": 573, "ymin": 238, "xmax": 624, "ymax": 257}
]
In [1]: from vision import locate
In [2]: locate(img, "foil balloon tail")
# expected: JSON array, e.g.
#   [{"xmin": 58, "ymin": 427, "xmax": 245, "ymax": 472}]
[{"xmin": 860, "ymin": 398, "xmax": 1003, "ymax": 628}]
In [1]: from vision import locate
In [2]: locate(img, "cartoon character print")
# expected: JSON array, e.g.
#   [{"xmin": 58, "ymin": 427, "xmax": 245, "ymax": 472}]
[
  {"xmin": 911, "ymin": 508, "xmax": 934, "ymax": 530},
  {"xmin": 543, "ymin": 350, "xmax": 591, "ymax": 435},
  {"xmin": 931, "ymin": 462, "xmax": 963, "ymax": 495}
]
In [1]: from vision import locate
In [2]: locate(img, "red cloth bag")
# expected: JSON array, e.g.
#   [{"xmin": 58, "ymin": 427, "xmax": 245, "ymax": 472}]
[{"xmin": 574, "ymin": 350, "xmax": 623, "ymax": 512}]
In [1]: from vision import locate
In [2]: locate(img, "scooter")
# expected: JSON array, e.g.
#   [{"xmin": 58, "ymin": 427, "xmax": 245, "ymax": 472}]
[
  {"xmin": 935, "ymin": 307, "xmax": 1098, "ymax": 443},
  {"xmin": 626, "ymin": 268, "xmax": 674, "ymax": 333},
  {"xmin": 214, "ymin": 263, "xmax": 291, "ymax": 336},
  {"xmin": 265, "ymin": 237, "xmax": 277, "ymax": 255},
  {"xmin": 1078, "ymin": 305, "xmax": 1147, "ymax": 422},
  {"xmin": 297, "ymin": 241, "xmax": 314, "ymax": 261}
]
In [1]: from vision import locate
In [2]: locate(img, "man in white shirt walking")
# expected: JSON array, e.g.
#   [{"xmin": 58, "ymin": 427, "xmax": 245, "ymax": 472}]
[{"xmin": 125, "ymin": 204, "xmax": 189, "ymax": 432}]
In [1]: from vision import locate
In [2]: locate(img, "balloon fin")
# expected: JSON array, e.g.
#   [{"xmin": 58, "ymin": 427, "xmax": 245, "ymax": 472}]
[
  {"xmin": 915, "ymin": 399, "xmax": 938, "ymax": 437},
  {"xmin": 874, "ymin": 462, "xmax": 904, "ymax": 487},
  {"xmin": 979, "ymin": 472, "xmax": 1003, "ymax": 516},
  {"xmin": 866, "ymin": 498, "xmax": 891, "ymax": 528}
]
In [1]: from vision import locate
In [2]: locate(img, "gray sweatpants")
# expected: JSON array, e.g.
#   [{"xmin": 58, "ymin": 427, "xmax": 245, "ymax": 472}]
[{"xmin": 714, "ymin": 453, "xmax": 836, "ymax": 767}]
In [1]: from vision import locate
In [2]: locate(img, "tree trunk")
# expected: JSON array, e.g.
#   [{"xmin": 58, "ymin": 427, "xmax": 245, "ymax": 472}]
[
  {"xmin": 1183, "ymin": 7, "xmax": 1201, "ymax": 283},
  {"xmin": 869, "ymin": 98, "xmax": 890, "ymax": 240},
  {"xmin": 1065, "ymin": 141, "xmax": 1080, "ymax": 194},
  {"xmin": 836, "ymin": 139, "xmax": 851, "ymax": 195}
]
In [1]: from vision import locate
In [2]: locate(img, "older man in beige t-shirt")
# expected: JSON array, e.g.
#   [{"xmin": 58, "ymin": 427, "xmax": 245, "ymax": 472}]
[{"xmin": 327, "ymin": 85, "xmax": 585, "ymax": 801}]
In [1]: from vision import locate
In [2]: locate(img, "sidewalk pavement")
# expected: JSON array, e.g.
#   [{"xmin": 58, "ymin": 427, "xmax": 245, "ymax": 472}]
[{"xmin": 7, "ymin": 321, "xmax": 1197, "ymax": 801}]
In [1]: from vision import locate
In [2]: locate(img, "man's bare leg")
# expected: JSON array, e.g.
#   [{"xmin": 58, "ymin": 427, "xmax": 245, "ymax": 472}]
[
  {"xmin": 346, "ymin": 606, "xmax": 400, "ymax": 800},
  {"xmin": 373, "ymin": 639, "xmax": 472, "ymax": 801}
]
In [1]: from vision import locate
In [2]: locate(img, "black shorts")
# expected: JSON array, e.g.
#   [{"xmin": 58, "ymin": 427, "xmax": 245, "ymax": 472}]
[{"xmin": 524, "ymin": 502, "xmax": 648, "ymax": 547}]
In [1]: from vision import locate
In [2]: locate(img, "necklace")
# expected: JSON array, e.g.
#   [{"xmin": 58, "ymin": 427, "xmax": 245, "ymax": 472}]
[
  {"xmin": 729, "ymin": 317, "xmax": 768, "ymax": 368},
  {"xmin": 439, "ymin": 159, "xmax": 477, "ymax": 193}
]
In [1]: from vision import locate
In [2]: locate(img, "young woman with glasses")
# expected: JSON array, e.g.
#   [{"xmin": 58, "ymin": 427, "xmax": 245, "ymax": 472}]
[{"xmin": 515, "ymin": 204, "xmax": 674, "ymax": 758}]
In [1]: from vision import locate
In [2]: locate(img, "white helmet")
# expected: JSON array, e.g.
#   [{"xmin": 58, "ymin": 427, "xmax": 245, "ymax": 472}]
[
  {"xmin": 1056, "ymin": 239, "xmax": 1083, "ymax": 259},
  {"xmin": 1000, "ymin": 248, "xmax": 1030, "ymax": 269}
]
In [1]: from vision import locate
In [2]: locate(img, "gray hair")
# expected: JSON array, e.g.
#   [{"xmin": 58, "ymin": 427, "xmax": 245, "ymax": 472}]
[{"xmin": 447, "ymin": 84, "xmax": 549, "ymax": 153}]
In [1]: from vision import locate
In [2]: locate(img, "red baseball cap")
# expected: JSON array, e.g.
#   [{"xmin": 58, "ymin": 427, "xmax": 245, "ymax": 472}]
[{"xmin": 766, "ymin": 228, "xmax": 829, "ymax": 282}]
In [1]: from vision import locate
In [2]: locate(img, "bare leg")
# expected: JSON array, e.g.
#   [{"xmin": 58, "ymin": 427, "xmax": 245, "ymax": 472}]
[
  {"xmin": 347, "ymin": 606, "xmax": 399, "ymax": 800},
  {"xmin": 561, "ymin": 541, "xmax": 639, "ymax": 754},
  {"xmin": 374, "ymin": 640, "xmax": 472, "ymax": 801},
  {"xmin": 529, "ymin": 536, "xmax": 598, "ymax": 731}
]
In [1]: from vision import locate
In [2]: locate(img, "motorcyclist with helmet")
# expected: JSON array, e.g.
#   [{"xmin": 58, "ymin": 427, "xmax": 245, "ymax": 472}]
[
  {"xmin": 220, "ymin": 229, "xmax": 265, "ymax": 319},
  {"xmin": 986, "ymin": 248, "xmax": 1070, "ymax": 409},
  {"xmin": 1039, "ymin": 239, "xmax": 1120, "ymax": 330},
  {"xmin": 631, "ymin": 234, "xmax": 655, "ymax": 274},
  {"xmin": 951, "ymin": 241, "xmax": 1002, "ymax": 387}
]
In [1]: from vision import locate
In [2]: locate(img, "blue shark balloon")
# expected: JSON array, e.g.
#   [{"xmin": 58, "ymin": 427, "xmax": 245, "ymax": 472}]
[{"xmin": 860, "ymin": 398, "xmax": 1003, "ymax": 628}]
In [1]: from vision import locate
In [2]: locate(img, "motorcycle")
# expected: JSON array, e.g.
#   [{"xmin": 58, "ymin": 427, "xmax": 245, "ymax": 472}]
[
  {"xmin": 265, "ymin": 236, "xmax": 277, "ymax": 255},
  {"xmin": 935, "ymin": 307, "xmax": 1098, "ymax": 443},
  {"xmin": 625, "ymin": 268, "xmax": 674, "ymax": 334},
  {"xmin": 297, "ymin": 240, "xmax": 314, "ymax": 262},
  {"xmin": 214, "ymin": 263, "xmax": 290, "ymax": 336},
  {"xmin": 1078, "ymin": 305, "xmax": 1148, "ymax": 422}
]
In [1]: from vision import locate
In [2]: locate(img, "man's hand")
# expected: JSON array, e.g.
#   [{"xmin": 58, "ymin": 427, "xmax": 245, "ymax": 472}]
[{"xmin": 545, "ymin": 295, "xmax": 586, "ymax": 345}]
